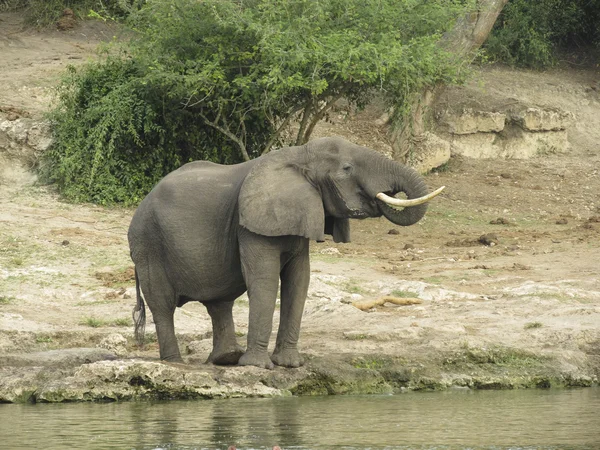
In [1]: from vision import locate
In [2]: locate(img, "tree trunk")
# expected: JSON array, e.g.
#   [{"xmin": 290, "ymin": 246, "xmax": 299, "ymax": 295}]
[{"xmin": 390, "ymin": 0, "xmax": 509, "ymax": 162}]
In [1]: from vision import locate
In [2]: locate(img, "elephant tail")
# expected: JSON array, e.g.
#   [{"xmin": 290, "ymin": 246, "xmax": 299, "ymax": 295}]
[{"xmin": 132, "ymin": 267, "xmax": 146, "ymax": 348}]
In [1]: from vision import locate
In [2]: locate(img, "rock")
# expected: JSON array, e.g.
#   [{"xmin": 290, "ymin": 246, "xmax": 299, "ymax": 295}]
[
  {"xmin": 442, "ymin": 108, "xmax": 506, "ymax": 134},
  {"xmin": 388, "ymin": 229, "xmax": 400, "ymax": 235},
  {"xmin": 38, "ymin": 360, "xmax": 282, "ymax": 402},
  {"xmin": 406, "ymin": 132, "xmax": 451, "ymax": 173},
  {"xmin": 0, "ymin": 348, "xmax": 117, "ymax": 368},
  {"xmin": 449, "ymin": 126, "xmax": 569, "ymax": 159},
  {"xmin": 511, "ymin": 106, "xmax": 574, "ymax": 131},
  {"xmin": 479, "ymin": 233, "xmax": 499, "ymax": 246},
  {"xmin": 320, "ymin": 247, "xmax": 341, "ymax": 255},
  {"xmin": 98, "ymin": 333, "xmax": 128, "ymax": 357},
  {"xmin": 0, "ymin": 118, "xmax": 52, "ymax": 154}
]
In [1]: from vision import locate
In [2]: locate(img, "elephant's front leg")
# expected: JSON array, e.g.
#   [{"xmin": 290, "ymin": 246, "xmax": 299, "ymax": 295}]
[
  {"xmin": 238, "ymin": 230, "xmax": 281, "ymax": 369},
  {"xmin": 272, "ymin": 244, "xmax": 310, "ymax": 368}
]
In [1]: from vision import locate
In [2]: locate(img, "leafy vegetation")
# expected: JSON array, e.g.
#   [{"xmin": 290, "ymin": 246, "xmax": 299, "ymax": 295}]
[
  {"xmin": 485, "ymin": 0, "xmax": 600, "ymax": 68},
  {"xmin": 41, "ymin": 0, "xmax": 470, "ymax": 205},
  {"xmin": 0, "ymin": 0, "xmax": 142, "ymax": 27}
]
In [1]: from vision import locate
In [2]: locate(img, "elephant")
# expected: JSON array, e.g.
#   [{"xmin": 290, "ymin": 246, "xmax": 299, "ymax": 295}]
[{"xmin": 128, "ymin": 137, "xmax": 444, "ymax": 369}]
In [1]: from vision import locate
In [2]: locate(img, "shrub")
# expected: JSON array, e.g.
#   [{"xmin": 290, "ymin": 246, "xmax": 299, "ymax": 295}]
[
  {"xmin": 0, "ymin": 0, "xmax": 142, "ymax": 27},
  {"xmin": 485, "ymin": 0, "xmax": 600, "ymax": 69}
]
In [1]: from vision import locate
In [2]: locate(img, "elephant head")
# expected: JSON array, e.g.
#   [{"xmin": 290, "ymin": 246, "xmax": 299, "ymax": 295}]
[{"xmin": 238, "ymin": 137, "xmax": 443, "ymax": 241}]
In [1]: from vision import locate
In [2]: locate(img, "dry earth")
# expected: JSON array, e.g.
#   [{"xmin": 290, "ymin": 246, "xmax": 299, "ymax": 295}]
[{"xmin": 0, "ymin": 13, "xmax": 599, "ymax": 402}]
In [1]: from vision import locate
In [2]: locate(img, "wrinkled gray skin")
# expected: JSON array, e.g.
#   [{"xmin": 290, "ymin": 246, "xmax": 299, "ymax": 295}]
[{"xmin": 128, "ymin": 137, "xmax": 432, "ymax": 369}]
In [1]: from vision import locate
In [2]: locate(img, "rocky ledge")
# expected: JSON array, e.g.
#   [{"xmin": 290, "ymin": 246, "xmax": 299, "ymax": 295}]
[{"xmin": 0, "ymin": 347, "xmax": 596, "ymax": 403}]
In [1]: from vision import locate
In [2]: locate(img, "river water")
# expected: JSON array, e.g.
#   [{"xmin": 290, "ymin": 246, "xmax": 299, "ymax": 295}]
[{"xmin": 1, "ymin": 388, "xmax": 599, "ymax": 449}]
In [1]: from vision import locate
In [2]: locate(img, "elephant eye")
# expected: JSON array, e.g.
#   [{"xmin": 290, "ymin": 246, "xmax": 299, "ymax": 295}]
[{"xmin": 342, "ymin": 163, "xmax": 354, "ymax": 174}]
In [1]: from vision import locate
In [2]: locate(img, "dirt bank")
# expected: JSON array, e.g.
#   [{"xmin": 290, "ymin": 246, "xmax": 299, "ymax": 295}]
[{"xmin": 1, "ymin": 13, "xmax": 599, "ymax": 402}]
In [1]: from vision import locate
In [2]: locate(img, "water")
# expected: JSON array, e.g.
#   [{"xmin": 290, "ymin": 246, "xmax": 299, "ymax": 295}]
[{"xmin": 1, "ymin": 388, "xmax": 599, "ymax": 449}]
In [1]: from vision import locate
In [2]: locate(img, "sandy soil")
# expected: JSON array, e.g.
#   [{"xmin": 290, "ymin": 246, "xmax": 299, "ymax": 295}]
[{"xmin": 1, "ymin": 13, "xmax": 599, "ymax": 395}]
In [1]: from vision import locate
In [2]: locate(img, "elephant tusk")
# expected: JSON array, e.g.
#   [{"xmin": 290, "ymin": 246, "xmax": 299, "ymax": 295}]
[{"xmin": 376, "ymin": 186, "xmax": 445, "ymax": 208}]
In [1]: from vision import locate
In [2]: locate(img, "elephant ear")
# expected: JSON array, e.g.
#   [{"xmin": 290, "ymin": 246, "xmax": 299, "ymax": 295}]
[
  {"xmin": 324, "ymin": 217, "xmax": 351, "ymax": 243},
  {"xmin": 238, "ymin": 157, "xmax": 325, "ymax": 241}
]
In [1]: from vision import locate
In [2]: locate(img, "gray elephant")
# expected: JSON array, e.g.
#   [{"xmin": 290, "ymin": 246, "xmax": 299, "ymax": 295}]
[{"xmin": 128, "ymin": 137, "xmax": 443, "ymax": 369}]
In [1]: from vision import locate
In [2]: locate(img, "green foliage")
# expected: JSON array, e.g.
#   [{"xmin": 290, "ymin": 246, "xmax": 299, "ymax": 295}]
[
  {"xmin": 485, "ymin": 0, "xmax": 600, "ymax": 68},
  {"xmin": 43, "ymin": 53, "xmax": 249, "ymax": 205},
  {"xmin": 44, "ymin": 0, "xmax": 470, "ymax": 205},
  {"xmin": 524, "ymin": 321, "xmax": 543, "ymax": 329},
  {"xmin": 80, "ymin": 316, "xmax": 106, "ymax": 327},
  {"xmin": 0, "ymin": 295, "xmax": 15, "ymax": 305},
  {"xmin": 0, "ymin": 0, "xmax": 142, "ymax": 27},
  {"xmin": 35, "ymin": 334, "xmax": 54, "ymax": 343},
  {"xmin": 352, "ymin": 356, "xmax": 388, "ymax": 370}
]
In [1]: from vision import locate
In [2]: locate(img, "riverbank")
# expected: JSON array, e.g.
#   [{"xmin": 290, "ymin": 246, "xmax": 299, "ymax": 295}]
[{"xmin": 1, "ymin": 12, "xmax": 599, "ymax": 403}]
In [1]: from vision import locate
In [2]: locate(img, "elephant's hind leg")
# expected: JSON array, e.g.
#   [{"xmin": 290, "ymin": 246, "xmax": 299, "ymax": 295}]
[
  {"xmin": 138, "ymin": 263, "xmax": 183, "ymax": 363},
  {"xmin": 204, "ymin": 300, "xmax": 244, "ymax": 365}
]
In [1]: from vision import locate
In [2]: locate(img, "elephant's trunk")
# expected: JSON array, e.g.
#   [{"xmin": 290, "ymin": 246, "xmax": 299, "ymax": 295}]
[{"xmin": 375, "ymin": 161, "xmax": 441, "ymax": 226}]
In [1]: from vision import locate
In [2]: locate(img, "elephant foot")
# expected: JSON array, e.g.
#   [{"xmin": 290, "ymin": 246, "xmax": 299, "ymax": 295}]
[
  {"xmin": 271, "ymin": 347, "xmax": 304, "ymax": 368},
  {"xmin": 161, "ymin": 354, "xmax": 184, "ymax": 363},
  {"xmin": 206, "ymin": 344, "xmax": 244, "ymax": 365},
  {"xmin": 238, "ymin": 349, "xmax": 275, "ymax": 370}
]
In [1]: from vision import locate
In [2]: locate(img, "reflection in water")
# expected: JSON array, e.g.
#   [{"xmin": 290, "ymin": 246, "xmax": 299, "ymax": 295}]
[{"xmin": 1, "ymin": 388, "xmax": 599, "ymax": 449}]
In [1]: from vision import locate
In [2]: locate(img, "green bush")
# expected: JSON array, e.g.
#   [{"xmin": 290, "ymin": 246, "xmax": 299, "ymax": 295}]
[
  {"xmin": 485, "ymin": 0, "xmax": 600, "ymax": 69},
  {"xmin": 43, "ymin": 0, "xmax": 470, "ymax": 205},
  {"xmin": 0, "ymin": 0, "xmax": 142, "ymax": 26},
  {"xmin": 43, "ymin": 54, "xmax": 264, "ymax": 205}
]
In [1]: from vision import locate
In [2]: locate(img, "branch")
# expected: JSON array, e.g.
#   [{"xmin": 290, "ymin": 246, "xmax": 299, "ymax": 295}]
[
  {"xmin": 199, "ymin": 108, "xmax": 251, "ymax": 161},
  {"xmin": 182, "ymin": 87, "xmax": 213, "ymax": 109},
  {"xmin": 295, "ymin": 100, "xmax": 313, "ymax": 146},
  {"xmin": 353, "ymin": 296, "xmax": 422, "ymax": 311},
  {"xmin": 261, "ymin": 104, "xmax": 305, "ymax": 155},
  {"xmin": 300, "ymin": 88, "xmax": 348, "ymax": 144}
]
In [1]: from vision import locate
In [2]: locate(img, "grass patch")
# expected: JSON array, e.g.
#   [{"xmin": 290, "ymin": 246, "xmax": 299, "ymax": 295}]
[
  {"xmin": 446, "ymin": 343, "xmax": 546, "ymax": 369},
  {"xmin": 351, "ymin": 356, "xmax": 388, "ymax": 370},
  {"xmin": 390, "ymin": 289, "xmax": 420, "ymax": 298},
  {"xmin": 0, "ymin": 235, "xmax": 40, "ymax": 268},
  {"xmin": 0, "ymin": 295, "xmax": 16, "ymax": 304},
  {"xmin": 422, "ymin": 276, "xmax": 444, "ymax": 285},
  {"xmin": 430, "ymin": 162, "xmax": 451, "ymax": 173},
  {"xmin": 35, "ymin": 335, "xmax": 53, "ymax": 343},
  {"xmin": 343, "ymin": 281, "xmax": 366, "ymax": 295},
  {"xmin": 144, "ymin": 334, "xmax": 157, "ymax": 344},
  {"xmin": 344, "ymin": 333, "xmax": 368, "ymax": 341},
  {"xmin": 81, "ymin": 316, "xmax": 108, "ymax": 328},
  {"xmin": 80, "ymin": 316, "xmax": 130, "ymax": 327},
  {"xmin": 524, "ymin": 321, "xmax": 543, "ymax": 329},
  {"xmin": 113, "ymin": 317, "xmax": 131, "ymax": 327}
]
